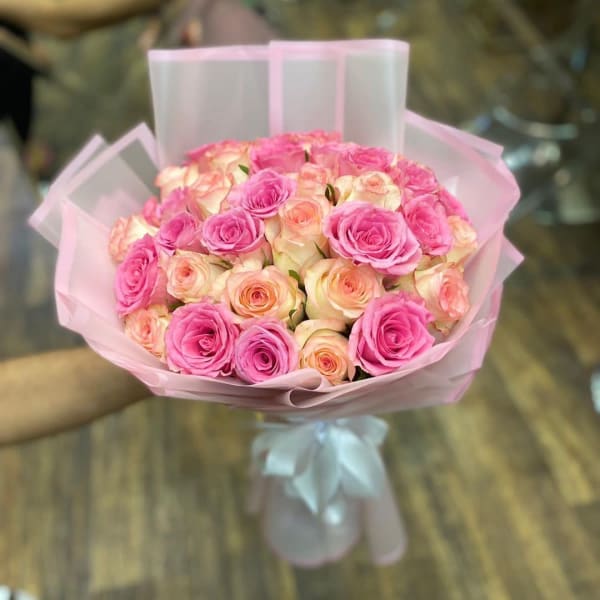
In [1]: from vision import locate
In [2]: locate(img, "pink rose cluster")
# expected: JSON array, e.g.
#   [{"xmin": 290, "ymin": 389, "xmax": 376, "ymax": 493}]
[{"xmin": 109, "ymin": 130, "xmax": 478, "ymax": 385}]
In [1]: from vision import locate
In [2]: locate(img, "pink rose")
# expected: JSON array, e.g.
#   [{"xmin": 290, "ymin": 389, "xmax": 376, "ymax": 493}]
[
  {"xmin": 165, "ymin": 300, "xmax": 239, "ymax": 377},
  {"xmin": 446, "ymin": 216, "xmax": 478, "ymax": 264},
  {"xmin": 234, "ymin": 318, "xmax": 299, "ymax": 383},
  {"xmin": 202, "ymin": 208, "xmax": 265, "ymax": 258},
  {"xmin": 336, "ymin": 171, "xmax": 402, "ymax": 210},
  {"xmin": 155, "ymin": 212, "xmax": 203, "ymax": 256},
  {"xmin": 166, "ymin": 251, "xmax": 227, "ymax": 303},
  {"xmin": 108, "ymin": 214, "xmax": 158, "ymax": 263},
  {"xmin": 186, "ymin": 170, "xmax": 233, "ymax": 219},
  {"xmin": 414, "ymin": 263, "xmax": 470, "ymax": 334},
  {"xmin": 390, "ymin": 158, "xmax": 439, "ymax": 197},
  {"xmin": 304, "ymin": 258, "xmax": 384, "ymax": 323},
  {"xmin": 403, "ymin": 194, "xmax": 453, "ymax": 256},
  {"xmin": 310, "ymin": 142, "xmax": 347, "ymax": 177},
  {"xmin": 438, "ymin": 187, "xmax": 470, "ymax": 221},
  {"xmin": 224, "ymin": 266, "xmax": 305, "ymax": 327},
  {"xmin": 159, "ymin": 188, "xmax": 192, "ymax": 223},
  {"xmin": 250, "ymin": 138, "xmax": 307, "ymax": 174},
  {"xmin": 348, "ymin": 292, "xmax": 435, "ymax": 375},
  {"xmin": 115, "ymin": 235, "xmax": 167, "ymax": 317},
  {"xmin": 142, "ymin": 196, "xmax": 161, "ymax": 226},
  {"xmin": 124, "ymin": 304, "xmax": 171, "ymax": 361},
  {"xmin": 295, "ymin": 319, "xmax": 355, "ymax": 385},
  {"xmin": 338, "ymin": 144, "xmax": 394, "ymax": 176},
  {"xmin": 324, "ymin": 202, "xmax": 422, "ymax": 276},
  {"xmin": 229, "ymin": 169, "xmax": 296, "ymax": 218}
]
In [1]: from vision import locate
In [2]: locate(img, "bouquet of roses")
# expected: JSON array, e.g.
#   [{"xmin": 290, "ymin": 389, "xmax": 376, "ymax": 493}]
[
  {"xmin": 30, "ymin": 40, "xmax": 521, "ymax": 566},
  {"xmin": 113, "ymin": 131, "xmax": 478, "ymax": 387}
]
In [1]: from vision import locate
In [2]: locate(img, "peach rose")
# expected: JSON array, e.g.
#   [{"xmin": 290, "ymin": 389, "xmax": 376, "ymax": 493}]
[
  {"xmin": 124, "ymin": 304, "xmax": 171, "ymax": 361},
  {"xmin": 414, "ymin": 262, "xmax": 470, "ymax": 334},
  {"xmin": 445, "ymin": 216, "xmax": 478, "ymax": 265},
  {"xmin": 269, "ymin": 195, "xmax": 331, "ymax": 242},
  {"xmin": 336, "ymin": 171, "xmax": 402, "ymax": 210},
  {"xmin": 209, "ymin": 258, "xmax": 262, "ymax": 301},
  {"xmin": 295, "ymin": 319, "xmax": 355, "ymax": 385},
  {"xmin": 166, "ymin": 251, "xmax": 228, "ymax": 303},
  {"xmin": 304, "ymin": 258, "xmax": 384, "ymax": 323},
  {"xmin": 224, "ymin": 266, "xmax": 305, "ymax": 326},
  {"xmin": 186, "ymin": 170, "xmax": 233, "ymax": 219},
  {"xmin": 108, "ymin": 215, "xmax": 158, "ymax": 263}
]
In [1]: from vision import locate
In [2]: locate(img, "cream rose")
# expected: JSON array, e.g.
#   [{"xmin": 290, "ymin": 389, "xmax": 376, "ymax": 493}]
[
  {"xmin": 304, "ymin": 258, "xmax": 384, "ymax": 323},
  {"xmin": 335, "ymin": 171, "xmax": 402, "ymax": 210},
  {"xmin": 414, "ymin": 262, "xmax": 470, "ymax": 334},
  {"xmin": 224, "ymin": 266, "xmax": 305, "ymax": 326},
  {"xmin": 445, "ymin": 216, "xmax": 478, "ymax": 265},
  {"xmin": 186, "ymin": 170, "xmax": 233, "ymax": 219},
  {"xmin": 155, "ymin": 165, "xmax": 187, "ymax": 200},
  {"xmin": 108, "ymin": 215, "xmax": 158, "ymax": 263},
  {"xmin": 265, "ymin": 195, "xmax": 331, "ymax": 279},
  {"xmin": 124, "ymin": 304, "xmax": 171, "ymax": 361},
  {"xmin": 166, "ymin": 251, "xmax": 228, "ymax": 303},
  {"xmin": 296, "ymin": 163, "xmax": 333, "ymax": 197},
  {"xmin": 188, "ymin": 140, "xmax": 250, "ymax": 184},
  {"xmin": 295, "ymin": 319, "xmax": 355, "ymax": 385},
  {"xmin": 272, "ymin": 237, "xmax": 325, "ymax": 281}
]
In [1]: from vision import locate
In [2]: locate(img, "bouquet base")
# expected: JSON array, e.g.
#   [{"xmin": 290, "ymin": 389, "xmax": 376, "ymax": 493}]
[{"xmin": 247, "ymin": 417, "xmax": 407, "ymax": 567}]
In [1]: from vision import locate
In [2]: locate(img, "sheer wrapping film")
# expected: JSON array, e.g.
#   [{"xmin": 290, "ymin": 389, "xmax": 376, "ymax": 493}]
[{"xmin": 148, "ymin": 40, "xmax": 409, "ymax": 166}]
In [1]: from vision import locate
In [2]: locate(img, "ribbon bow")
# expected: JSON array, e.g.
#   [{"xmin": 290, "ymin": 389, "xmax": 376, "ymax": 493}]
[
  {"xmin": 249, "ymin": 416, "xmax": 406, "ymax": 566},
  {"xmin": 252, "ymin": 417, "xmax": 388, "ymax": 516}
]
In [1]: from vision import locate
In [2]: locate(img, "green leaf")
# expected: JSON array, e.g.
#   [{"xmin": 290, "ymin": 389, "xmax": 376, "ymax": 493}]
[
  {"xmin": 352, "ymin": 366, "xmax": 372, "ymax": 382},
  {"xmin": 314, "ymin": 242, "xmax": 327, "ymax": 260},
  {"xmin": 288, "ymin": 270, "xmax": 302, "ymax": 285},
  {"xmin": 218, "ymin": 259, "xmax": 233, "ymax": 269},
  {"xmin": 325, "ymin": 183, "xmax": 335, "ymax": 202},
  {"xmin": 238, "ymin": 164, "xmax": 250, "ymax": 175},
  {"xmin": 289, "ymin": 308, "xmax": 297, "ymax": 320},
  {"xmin": 304, "ymin": 149, "xmax": 310, "ymax": 162}
]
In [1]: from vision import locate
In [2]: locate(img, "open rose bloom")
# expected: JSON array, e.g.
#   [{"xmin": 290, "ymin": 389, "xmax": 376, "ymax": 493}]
[{"xmin": 30, "ymin": 41, "xmax": 522, "ymax": 567}]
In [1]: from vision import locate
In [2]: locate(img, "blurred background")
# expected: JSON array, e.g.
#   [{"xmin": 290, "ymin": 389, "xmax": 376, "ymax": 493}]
[{"xmin": 1, "ymin": 1, "xmax": 600, "ymax": 599}]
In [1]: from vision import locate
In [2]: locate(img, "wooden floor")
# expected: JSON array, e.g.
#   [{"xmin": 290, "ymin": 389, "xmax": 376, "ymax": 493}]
[{"xmin": 2, "ymin": 1, "xmax": 600, "ymax": 599}]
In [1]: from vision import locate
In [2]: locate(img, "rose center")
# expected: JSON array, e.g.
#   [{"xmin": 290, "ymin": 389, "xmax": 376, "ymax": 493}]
[{"xmin": 316, "ymin": 351, "xmax": 338, "ymax": 375}]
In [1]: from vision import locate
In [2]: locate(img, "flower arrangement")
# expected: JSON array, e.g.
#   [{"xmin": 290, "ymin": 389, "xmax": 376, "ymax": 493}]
[{"xmin": 111, "ymin": 131, "xmax": 478, "ymax": 387}]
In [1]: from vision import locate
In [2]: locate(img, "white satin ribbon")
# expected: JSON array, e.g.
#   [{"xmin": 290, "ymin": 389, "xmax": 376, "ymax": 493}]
[{"xmin": 249, "ymin": 416, "xmax": 407, "ymax": 566}]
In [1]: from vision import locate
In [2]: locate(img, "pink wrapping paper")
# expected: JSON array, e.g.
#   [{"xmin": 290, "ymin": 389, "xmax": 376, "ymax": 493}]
[{"xmin": 29, "ymin": 41, "xmax": 522, "ymax": 566}]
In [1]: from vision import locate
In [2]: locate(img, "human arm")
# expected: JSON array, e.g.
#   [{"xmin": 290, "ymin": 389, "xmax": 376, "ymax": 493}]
[
  {"xmin": 0, "ymin": 348, "xmax": 150, "ymax": 446},
  {"xmin": 0, "ymin": 0, "xmax": 163, "ymax": 38}
]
